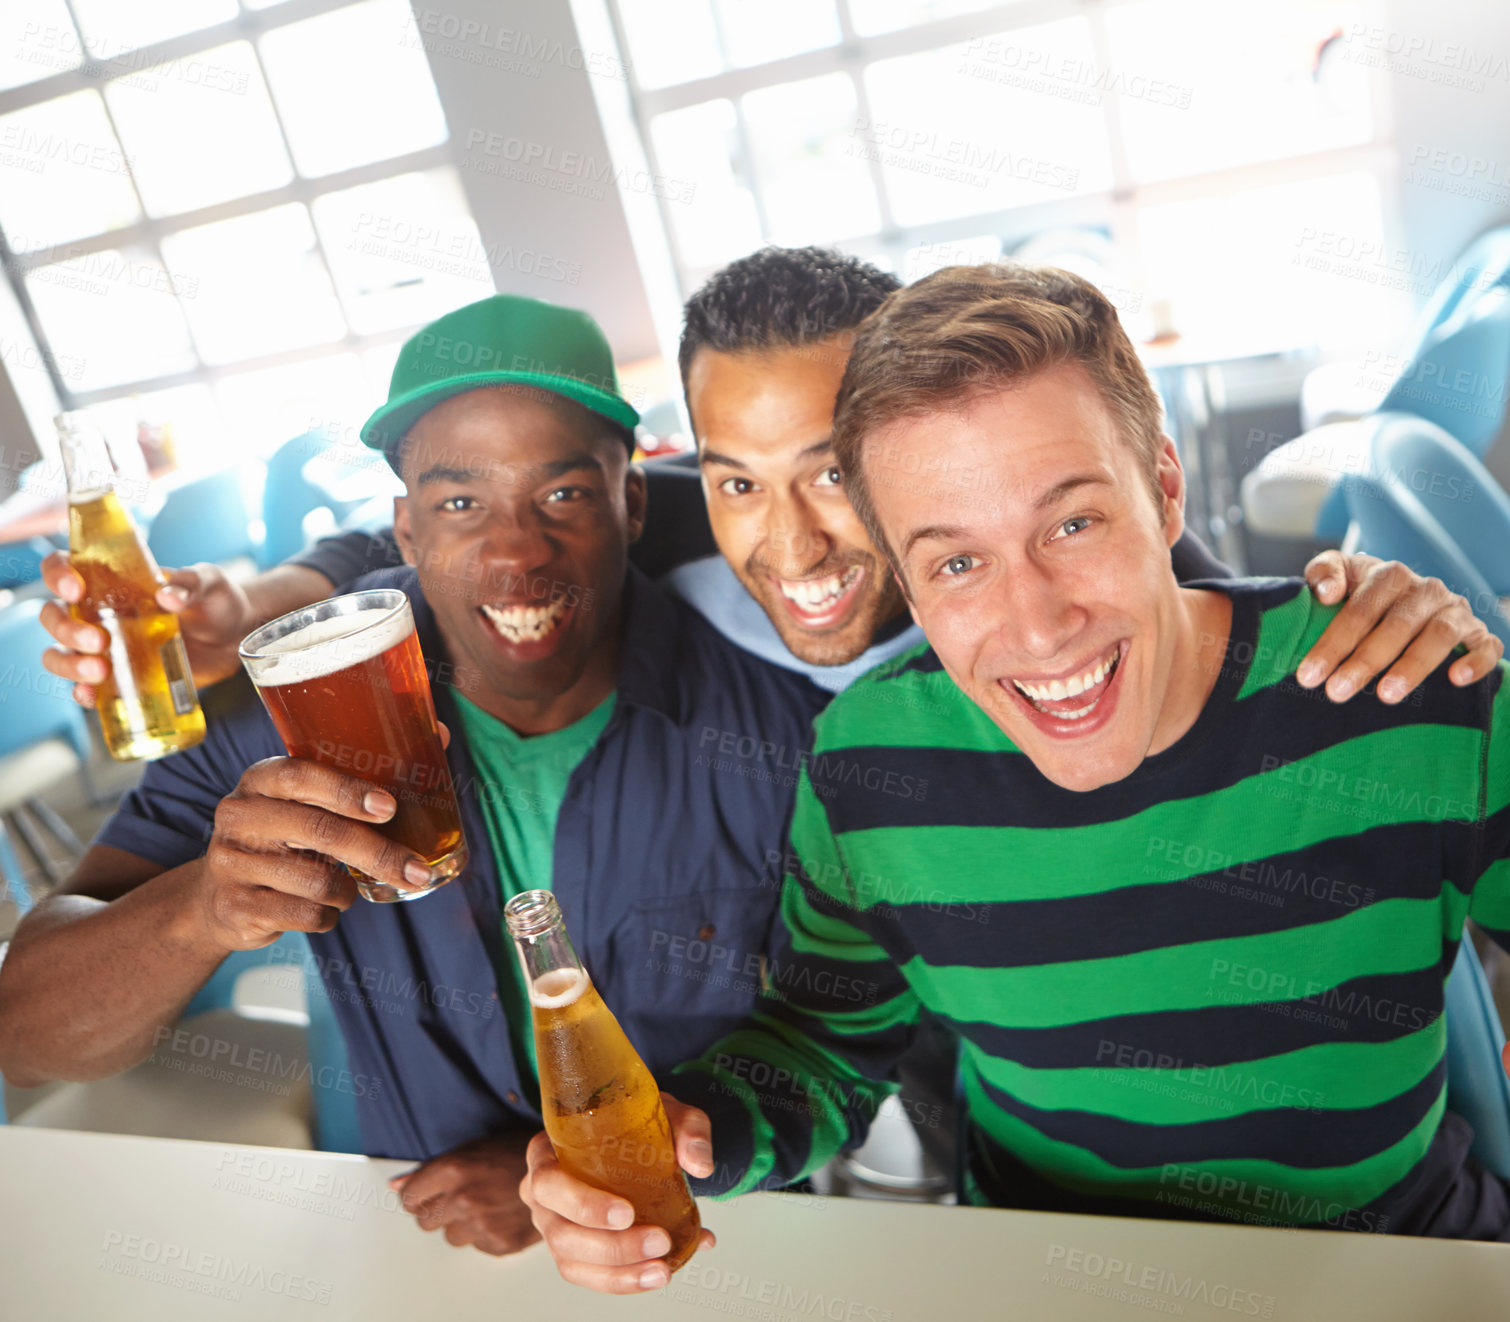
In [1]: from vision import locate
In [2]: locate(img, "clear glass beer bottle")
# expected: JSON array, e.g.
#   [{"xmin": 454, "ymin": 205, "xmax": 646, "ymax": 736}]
[
  {"xmin": 56, "ymin": 411, "xmax": 205, "ymax": 761},
  {"xmin": 505, "ymin": 889, "xmax": 702, "ymax": 1272}
]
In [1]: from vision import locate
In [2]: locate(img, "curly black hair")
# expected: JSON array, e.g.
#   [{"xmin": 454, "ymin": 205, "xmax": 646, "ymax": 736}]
[{"xmin": 677, "ymin": 246, "xmax": 901, "ymax": 393}]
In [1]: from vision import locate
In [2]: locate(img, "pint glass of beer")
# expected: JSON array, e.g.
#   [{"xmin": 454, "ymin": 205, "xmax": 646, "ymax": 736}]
[{"xmin": 240, "ymin": 589, "xmax": 468, "ymax": 903}]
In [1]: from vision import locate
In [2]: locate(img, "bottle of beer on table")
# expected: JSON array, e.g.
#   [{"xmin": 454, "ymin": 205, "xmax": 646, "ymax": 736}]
[
  {"xmin": 56, "ymin": 411, "xmax": 205, "ymax": 761},
  {"xmin": 505, "ymin": 889, "xmax": 702, "ymax": 1272}
]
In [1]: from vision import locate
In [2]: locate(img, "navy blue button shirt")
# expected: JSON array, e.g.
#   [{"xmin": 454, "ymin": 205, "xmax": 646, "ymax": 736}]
[{"xmin": 96, "ymin": 565, "xmax": 828, "ymax": 1160}]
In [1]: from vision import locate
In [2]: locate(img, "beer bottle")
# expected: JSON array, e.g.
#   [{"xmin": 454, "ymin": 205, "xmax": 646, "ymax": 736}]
[
  {"xmin": 56, "ymin": 411, "xmax": 205, "ymax": 761},
  {"xmin": 505, "ymin": 889, "xmax": 702, "ymax": 1272}
]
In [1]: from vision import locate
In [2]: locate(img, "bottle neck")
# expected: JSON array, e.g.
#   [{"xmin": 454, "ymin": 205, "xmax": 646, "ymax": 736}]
[
  {"xmin": 56, "ymin": 412, "xmax": 116, "ymax": 501},
  {"xmin": 505, "ymin": 890, "xmax": 589, "ymax": 1001}
]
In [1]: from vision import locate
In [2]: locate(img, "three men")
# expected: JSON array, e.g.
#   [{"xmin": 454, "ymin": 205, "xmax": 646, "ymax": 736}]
[
  {"xmin": 12, "ymin": 254, "xmax": 1506, "ymax": 1268},
  {"xmin": 521, "ymin": 264, "xmax": 1510, "ymax": 1290}
]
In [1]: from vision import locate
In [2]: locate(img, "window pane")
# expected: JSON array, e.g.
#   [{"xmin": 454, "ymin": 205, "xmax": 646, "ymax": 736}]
[
  {"xmin": 878, "ymin": 21, "xmax": 1114, "ymax": 226},
  {"xmin": 850, "ymin": 0, "xmax": 1016, "ymax": 36},
  {"xmin": 1107, "ymin": 0, "xmax": 1371, "ymax": 183},
  {"xmin": 312, "ymin": 169, "xmax": 496, "ymax": 335},
  {"xmin": 744, "ymin": 74, "xmax": 880, "ymax": 244},
  {"xmin": 0, "ymin": 91, "xmax": 143, "ymax": 250},
  {"xmin": 69, "ymin": 0, "xmax": 238, "ymax": 58},
  {"xmin": 160, "ymin": 204, "xmax": 347, "ymax": 364},
  {"xmin": 615, "ymin": 0, "xmax": 722, "ymax": 91},
  {"xmin": 714, "ymin": 0, "xmax": 840, "ymax": 69},
  {"xmin": 259, "ymin": 0, "xmax": 450, "ymax": 178},
  {"xmin": 26, "ymin": 248, "xmax": 199, "ymax": 391},
  {"xmin": 648, "ymin": 99, "xmax": 762, "ymax": 271},
  {"xmin": 0, "ymin": 0, "xmax": 80, "ymax": 92},
  {"xmin": 213, "ymin": 354, "xmax": 374, "ymax": 458},
  {"xmin": 106, "ymin": 42, "xmax": 292, "ymax": 216},
  {"xmin": 1138, "ymin": 172, "xmax": 1407, "ymax": 356}
]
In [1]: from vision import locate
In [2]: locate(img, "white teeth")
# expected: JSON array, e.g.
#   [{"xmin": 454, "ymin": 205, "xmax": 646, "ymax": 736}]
[
  {"xmin": 481, "ymin": 598, "xmax": 567, "ymax": 643},
  {"xmin": 778, "ymin": 566, "xmax": 860, "ymax": 612},
  {"xmin": 1011, "ymin": 648, "xmax": 1120, "ymax": 717}
]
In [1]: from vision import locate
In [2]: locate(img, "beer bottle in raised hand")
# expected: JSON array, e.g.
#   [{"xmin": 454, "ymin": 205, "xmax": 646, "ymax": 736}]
[
  {"xmin": 505, "ymin": 889, "xmax": 702, "ymax": 1272},
  {"xmin": 56, "ymin": 411, "xmax": 205, "ymax": 761}
]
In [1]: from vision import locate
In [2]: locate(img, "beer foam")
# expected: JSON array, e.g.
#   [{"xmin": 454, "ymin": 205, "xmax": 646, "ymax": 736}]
[
  {"xmin": 530, "ymin": 967, "xmax": 589, "ymax": 1009},
  {"xmin": 250, "ymin": 606, "xmax": 411, "ymax": 686}
]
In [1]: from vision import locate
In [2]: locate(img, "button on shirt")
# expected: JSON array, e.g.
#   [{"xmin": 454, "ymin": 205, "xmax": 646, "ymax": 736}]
[{"xmin": 95, "ymin": 565, "xmax": 828, "ymax": 1160}]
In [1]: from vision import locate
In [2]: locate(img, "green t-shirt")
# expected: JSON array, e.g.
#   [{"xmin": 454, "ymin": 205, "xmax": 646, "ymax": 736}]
[{"xmin": 453, "ymin": 690, "xmax": 617, "ymax": 1100}]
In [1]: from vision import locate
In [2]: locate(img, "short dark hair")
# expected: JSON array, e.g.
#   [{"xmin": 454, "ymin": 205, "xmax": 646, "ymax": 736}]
[
  {"xmin": 832, "ymin": 262, "xmax": 1165, "ymax": 562},
  {"xmin": 678, "ymin": 246, "xmax": 901, "ymax": 396}
]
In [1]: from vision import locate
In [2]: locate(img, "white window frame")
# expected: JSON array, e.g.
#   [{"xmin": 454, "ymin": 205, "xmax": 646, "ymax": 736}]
[
  {"xmin": 0, "ymin": 0, "xmax": 462, "ymax": 414},
  {"xmin": 599, "ymin": 0, "xmax": 1401, "ymax": 305}
]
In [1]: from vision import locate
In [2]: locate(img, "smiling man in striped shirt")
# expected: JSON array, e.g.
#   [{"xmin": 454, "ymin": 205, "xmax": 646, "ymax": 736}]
[{"xmin": 522, "ymin": 261, "xmax": 1510, "ymax": 1288}]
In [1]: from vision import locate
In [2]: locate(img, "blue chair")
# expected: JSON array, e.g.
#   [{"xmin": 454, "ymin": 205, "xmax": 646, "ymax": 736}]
[
  {"xmin": 1314, "ymin": 286, "xmax": 1510, "ymax": 539},
  {"xmin": 0, "ymin": 538, "xmax": 60, "ymax": 590},
  {"xmin": 183, "ymin": 935, "xmax": 363, "ymax": 1153},
  {"xmin": 0, "ymin": 599, "xmax": 94, "ymax": 914},
  {"xmin": 1445, "ymin": 938, "xmax": 1510, "ymax": 1179},
  {"xmin": 259, "ymin": 433, "xmax": 367, "ymax": 569},
  {"xmin": 1244, "ymin": 224, "xmax": 1510, "ymax": 545},
  {"xmin": 1342, "ymin": 416, "xmax": 1510, "ymax": 646},
  {"xmin": 146, "ymin": 468, "xmax": 257, "ymax": 569}
]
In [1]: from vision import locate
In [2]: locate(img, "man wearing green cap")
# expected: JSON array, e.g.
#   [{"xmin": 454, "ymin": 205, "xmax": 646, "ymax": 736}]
[{"xmin": 0, "ymin": 294, "xmax": 828, "ymax": 1258}]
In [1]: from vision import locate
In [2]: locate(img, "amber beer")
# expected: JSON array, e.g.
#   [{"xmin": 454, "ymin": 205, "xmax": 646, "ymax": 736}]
[
  {"xmin": 239, "ymin": 589, "xmax": 468, "ymax": 902},
  {"xmin": 505, "ymin": 890, "xmax": 701, "ymax": 1271},
  {"xmin": 57, "ymin": 411, "xmax": 205, "ymax": 761}
]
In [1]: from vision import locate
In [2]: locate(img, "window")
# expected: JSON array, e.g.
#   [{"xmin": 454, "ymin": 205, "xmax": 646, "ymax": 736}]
[
  {"xmin": 0, "ymin": 0, "xmax": 485, "ymax": 476},
  {"xmin": 612, "ymin": 0, "xmax": 1406, "ymax": 354}
]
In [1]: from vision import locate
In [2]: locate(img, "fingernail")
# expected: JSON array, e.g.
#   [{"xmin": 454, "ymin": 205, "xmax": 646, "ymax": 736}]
[
  {"xmin": 162, "ymin": 586, "xmax": 189, "ymax": 604},
  {"xmin": 688, "ymin": 1140, "xmax": 713, "ymax": 1170},
  {"xmin": 1378, "ymin": 677, "xmax": 1407, "ymax": 703},
  {"xmin": 638, "ymin": 1265, "xmax": 669, "ymax": 1290},
  {"xmin": 87, "ymin": 658, "xmax": 108, "ymax": 681},
  {"xmin": 1328, "ymin": 675, "xmax": 1355, "ymax": 701},
  {"xmin": 364, "ymin": 790, "xmax": 395, "ymax": 817},
  {"xmin": 607, "ymin": 1204, "xmax": 634, "ymax": 1229},
  {"xmin": 642, "ymin": 1230, "xmax": 670, "ymax": 1257},
  {"xmin": 403, "ymin": 859, "xmax": 431, "ymax": 886},
  {"xmin": 1296, "ymin": 659, "xmax": 1322, "ymax": 687}
]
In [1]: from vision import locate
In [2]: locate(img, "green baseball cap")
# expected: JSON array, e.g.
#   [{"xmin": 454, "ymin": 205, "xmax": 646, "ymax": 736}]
[{"xmin": 360, "ymin": 293, "xmax": 640, "ymax": 468}]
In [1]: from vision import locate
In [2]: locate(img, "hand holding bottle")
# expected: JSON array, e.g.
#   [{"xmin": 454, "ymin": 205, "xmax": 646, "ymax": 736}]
[
  {"xmin": 506, "ymin": 889, "xmax": 716, "ymax": 1292},
  {"xmin": 519, "ymin": 1092, "xmax": 717, "ymax": 1293},
  {"xmin": 41, "ymin": 551, "xmax": 258, "ymax": 705}
]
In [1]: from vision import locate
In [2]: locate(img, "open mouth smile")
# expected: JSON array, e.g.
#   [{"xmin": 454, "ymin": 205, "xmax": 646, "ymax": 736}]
[
  {"xmin": 1001, "ymin": 641, "xmax": 1127, "ymax": 735},
  {"xmin": 479, "ymin": 598, "xmax": 569, "ymax": 647},
  {"xmin": 773, "ymin": 565, "xmax": 864, "ymax": 629}
]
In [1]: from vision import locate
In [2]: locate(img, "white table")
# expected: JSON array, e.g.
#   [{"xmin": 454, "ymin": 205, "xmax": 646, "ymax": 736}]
[{"xmin": 1, "ymin": 1126, "xmax": 1506, "ymax": 1320}]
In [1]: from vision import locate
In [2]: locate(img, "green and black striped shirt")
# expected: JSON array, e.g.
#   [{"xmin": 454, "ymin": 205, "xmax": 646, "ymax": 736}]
[{"xmin": 676, "ymin": 578, "xmax": 1510, "ymax": 1229}]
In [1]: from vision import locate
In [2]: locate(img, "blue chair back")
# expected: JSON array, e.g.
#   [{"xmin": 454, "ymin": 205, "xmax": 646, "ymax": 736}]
[
  {"xmin": 1444, "ymin": 939, "xmax": 1510, "ymax": 1178},
  {"xmin": 1343, "ymin": 420, "xmax": 1510, "ymax": 646},
  {"xmin": 0, "ymin": 599, "xmax": 92, "ymax": 767},
  {"xmin": 1370, "ymin": 416, "xmax": 1510, "ymax": 595},
  {"xmin": 259, "ymin": 433, "xmax": 366, "ymax": 569},
  {"xmin": 1404, "ymin": 223, "xmax": 1510, "ymax": 346},
  {"xmin": 184, "ymin": 934, "xmax": 362, "ymax": 1153},
  {"xmin": 1377, "ymin": 285, "xmax": 1510, "ymax": 458},
  {"xmin": 0, "ymin": 538, "xmax": 59, "ymax": 590},
  {"xmin": 146, "ymin": 469, "xmax": 257, "ymax": 569}
]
